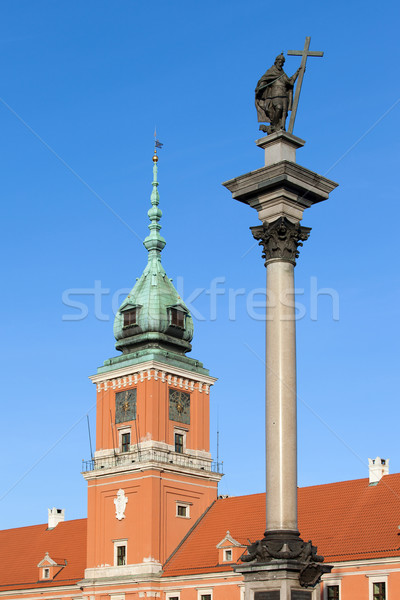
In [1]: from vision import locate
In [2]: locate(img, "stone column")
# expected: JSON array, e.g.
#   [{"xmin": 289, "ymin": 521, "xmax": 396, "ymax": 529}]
[
  {"xmin": 252, "ymin": 218, "xmax": 310, "ymax": 536},
  {"xmin": 223, "ymin": 132, "xmax": 338, "ymax": 598}
]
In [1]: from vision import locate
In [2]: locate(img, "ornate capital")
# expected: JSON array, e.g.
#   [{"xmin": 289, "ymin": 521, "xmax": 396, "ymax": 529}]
[{"xmin": 251, "ymin": 217, "xmax": 311, "ymax": 266}]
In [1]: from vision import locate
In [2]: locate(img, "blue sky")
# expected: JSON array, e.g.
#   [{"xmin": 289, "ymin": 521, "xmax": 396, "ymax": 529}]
[{"xmin": 0, "ymin": 0, "xmax": 399, "ymax": 529}]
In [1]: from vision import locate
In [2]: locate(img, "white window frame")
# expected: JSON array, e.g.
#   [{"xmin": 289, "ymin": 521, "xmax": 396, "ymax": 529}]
[
  {"xmin": 113, "ymin": 539, "xmax": 128, "ymax": 566},
  {"xmin": 197, "ymin": 589, "xmax": 213, "ymax": 600},
  {"xmin": 174, "ymin": 427, "xmax": 187, "ymax": 453},
  {"xmin": 118, "ymin": 427, "xmax": 131, "ymax": 453},
  {"xmin": 176, "ymin": 501, "xmax": 191, "ymax": 519},
  {"xmin": 42, "ymin": 567, "xmax": 50, "ymax": 579},
  {"xmin": 110, "ymin": 595, "xmax": 125, "ymax": 600},
  {"xmin": 367, "ymin": 574, "xmax": 389, "ymax": 600},
  {"xmin": 323, "ymin": 580, "xmax": 341, "ymax": 600},
  {"xmin": 223, "ymin": 548, "xmax": 233, "ymax": 562},
  {"xmin": 165, "ymin": 592, "xmax": 180, "ymax": 600}
]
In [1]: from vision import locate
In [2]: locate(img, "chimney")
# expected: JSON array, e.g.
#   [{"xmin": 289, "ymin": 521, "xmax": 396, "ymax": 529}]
[
  {"xmin": 48, "ymin": 507, "xmax": 65, "ymax": 529},
  {"xmin": 368, "ymin": 457, "xmax": 389, "ymax": 484}
]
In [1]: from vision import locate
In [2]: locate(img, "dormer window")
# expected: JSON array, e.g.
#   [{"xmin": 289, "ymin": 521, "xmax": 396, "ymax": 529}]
[
  {"xmin": 123, "ymin": 308, "xmax": 138, "ymax": 327},
  {"xmin": 168, "ymin": 307, "xmax": 185, "ymax": 328},
  {"xmin": 216, "ymin": 530, "xmax": 246, "ymax": 565},
  {"xmin": 37, "ymin": 552, "xmax": 66, "ymax": 581}
]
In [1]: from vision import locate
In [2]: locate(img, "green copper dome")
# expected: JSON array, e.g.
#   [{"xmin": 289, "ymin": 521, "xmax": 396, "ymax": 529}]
[{"xmin": 113, "ymin": 150, "xmax": 194, "ymax": 355}]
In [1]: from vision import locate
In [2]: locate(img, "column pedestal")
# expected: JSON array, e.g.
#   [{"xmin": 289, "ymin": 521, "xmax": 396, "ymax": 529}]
[
  {"xmin": 255, "ymin": 131, "xmax": 305, "ymax": 165},
  {"xmin": 237, "ymin": 561, "xmax": 322, "ymax": 600}
]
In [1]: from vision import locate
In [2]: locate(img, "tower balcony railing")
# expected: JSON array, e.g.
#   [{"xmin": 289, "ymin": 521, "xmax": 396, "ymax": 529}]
[{"xmin": 82, "ymin": 448, "xmax": 223, "ymax": 474}]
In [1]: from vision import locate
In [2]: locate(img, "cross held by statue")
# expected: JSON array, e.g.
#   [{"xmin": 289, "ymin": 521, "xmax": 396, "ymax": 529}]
[{"xmin": 287, "ymin": 36, "xmax": 324, "ymax": 133}]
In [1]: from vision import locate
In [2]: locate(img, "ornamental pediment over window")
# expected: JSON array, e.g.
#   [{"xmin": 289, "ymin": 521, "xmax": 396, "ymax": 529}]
[
  {"xmin": 37, "ymin": 552, "xmax": 66, "ymax": 580},
  {"xmin": 216, "ymin": 530, "xmax": 246, "ymax": 564}
]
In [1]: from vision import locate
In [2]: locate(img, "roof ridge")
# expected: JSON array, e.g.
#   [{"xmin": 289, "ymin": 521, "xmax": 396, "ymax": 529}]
[
  {"xmin": 299, "ymin": 472, "xmax": 400, "ymax": 492},
  {"xmin": 299, "ymin": 477, "xmax": 369, "ymax": 490},
  {"xmin": 0, "ymin": 517, "xmax": 87, "ymax": 534},
  {"xmin": 218, "ymin": 492, "xmax": 265, "ymax": 501}
]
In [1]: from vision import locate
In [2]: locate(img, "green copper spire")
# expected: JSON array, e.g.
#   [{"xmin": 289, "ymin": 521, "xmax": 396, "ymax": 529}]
[
  {"xmin": 143, "ymin": 150, "xmax": 166, "ymax": 257},
  {"xmin": 113, "ymin": 145, "xmax": 194, "ymax": 356}
]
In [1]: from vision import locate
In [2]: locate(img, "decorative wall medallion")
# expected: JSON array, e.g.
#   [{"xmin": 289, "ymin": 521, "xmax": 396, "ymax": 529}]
[
  {"xmin": 169, "ymin": 389, "xmax": 190, "ymax": 424},
  {"xmin": 115, "ymin": 389, "xmax": 137, "ymax": 423},
  {"xmin": 114, "ymin": 489, "xmax": 128, "ymax": 520}
]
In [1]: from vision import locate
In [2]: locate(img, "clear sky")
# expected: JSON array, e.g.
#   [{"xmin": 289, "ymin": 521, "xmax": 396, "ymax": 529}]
[{"xmin": 0, "ymin": 0, "xmax": 399, "ymax": 530}]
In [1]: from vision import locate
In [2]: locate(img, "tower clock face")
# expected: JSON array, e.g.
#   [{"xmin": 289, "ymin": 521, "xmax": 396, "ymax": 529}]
[
  {"xmin": 169, "ymin": 389, "xmax": 190, "ymax": 424},
  {"xmin": 115, "ymin": 389, "xmax": 137, "ymax": 424}
]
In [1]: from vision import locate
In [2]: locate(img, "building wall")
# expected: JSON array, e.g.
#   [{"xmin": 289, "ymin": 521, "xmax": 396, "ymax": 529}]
[
  {"xmin": 85, "ymin": 363, "xmax": 219, "ymax": 574},
  {"xmin": 321, "ymin": 559, "xmax": 400, "ymax": 599},
  {"xmin": 86, "ymin": 467, "xmax": 218, "ymax": 568},
  {"xmin": 94, "ymin": 372, "xmax": 211, "ymax": 455}
]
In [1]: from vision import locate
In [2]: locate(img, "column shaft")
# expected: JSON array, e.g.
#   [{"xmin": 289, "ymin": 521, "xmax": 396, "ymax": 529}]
[{"xmin": 265, "ymin": 260, "xmax": 298, "ymax": 532}]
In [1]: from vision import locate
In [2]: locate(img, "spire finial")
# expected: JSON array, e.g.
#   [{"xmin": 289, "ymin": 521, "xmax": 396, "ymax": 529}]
[
  {"xmin": 153, "ymin": 128, "xmax": 163, "ymax": 162},
  {"xmin": 143, "ymin": 134, "xmax": 165, "ymax": 257}
]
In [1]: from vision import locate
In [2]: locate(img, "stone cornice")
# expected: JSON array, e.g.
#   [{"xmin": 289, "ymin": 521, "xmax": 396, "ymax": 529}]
[
  {"xmin": 251, "ymin": 217, "xmax": 311, "ymax": 266},
  {"xmin": 90, "ymin": 360, "xmax": 217, "ymax": 394},
  {"xmin": 222, "ymin": 161, "xmax": 338, "ymax": 207},
  {"xmin": 77, "ymin": 574, "xmax": 244, "ymax": 591},
  {"xmin": 325, "ymin": 556, "xmax": 400, "ymax": 569}
]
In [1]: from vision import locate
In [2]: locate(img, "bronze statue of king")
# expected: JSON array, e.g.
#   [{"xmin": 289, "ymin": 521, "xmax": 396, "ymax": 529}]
[{"xmin": 255, "ymin": 53, "xmax": 300, "ymax": 134}]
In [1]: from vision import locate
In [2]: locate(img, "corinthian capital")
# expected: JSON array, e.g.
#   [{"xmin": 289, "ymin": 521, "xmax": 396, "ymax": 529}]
[{"xmin": 251, "ymin": 217, "xmax": 311, "ymax": 266}]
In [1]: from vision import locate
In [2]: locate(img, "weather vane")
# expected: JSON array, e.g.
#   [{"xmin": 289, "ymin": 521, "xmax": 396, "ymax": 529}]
[
  {"xmin": 152, "ymin": 129, "xmax": 163, "ymax": 163},
  {"xmin": 255, "ymin": 36, "xmax": 323, "ymax": 135},
  {"xmin": 153, "ymin": 128, "xmax": 163, "ymax": 156}
]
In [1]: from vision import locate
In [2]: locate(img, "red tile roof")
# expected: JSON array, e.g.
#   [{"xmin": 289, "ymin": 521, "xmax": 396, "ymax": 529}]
[
  {"xmin": 163, "ymin": 473, "xmax": 400, "ymax": 576},
  {"xmin": 0, "ymin": 518, "xmax": 86, "ymax": 591},
  {"xmin": 2, "ymin": 474, "xmax": 400, "ymax": 587}
]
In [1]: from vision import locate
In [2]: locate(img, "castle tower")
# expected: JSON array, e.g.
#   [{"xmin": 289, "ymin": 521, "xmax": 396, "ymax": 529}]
[{"xmin": 82, "ymin": 147, "xmax": 222, "ymax": 584}]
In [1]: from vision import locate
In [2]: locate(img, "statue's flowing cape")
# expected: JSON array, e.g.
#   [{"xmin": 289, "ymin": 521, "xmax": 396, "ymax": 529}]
[{"xmin": 255, "ymin": 65, "xmax": 294, "ymax": 123}]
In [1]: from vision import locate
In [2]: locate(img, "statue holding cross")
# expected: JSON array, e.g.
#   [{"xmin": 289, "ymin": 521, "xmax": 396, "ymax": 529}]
[{"xmin": 255, "ymin": 37, "xmax": 323, "ymax": 135}]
